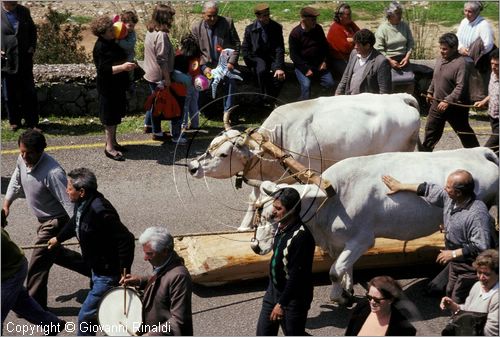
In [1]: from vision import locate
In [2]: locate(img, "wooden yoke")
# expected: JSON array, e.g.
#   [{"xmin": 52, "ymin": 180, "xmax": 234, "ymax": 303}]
[{"xmin": 247, "ymin": 130, "xmax": 336, "ymax": 197}]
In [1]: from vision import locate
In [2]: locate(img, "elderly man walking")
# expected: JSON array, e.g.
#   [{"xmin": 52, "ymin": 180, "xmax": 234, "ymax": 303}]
[
  {"xmin": 121, "ymin": 226, "xmax": 193, "ymax": 336},
  {"xmin": 383, "ymin": 169, "xmax": 496, "ymax": 303},
  {"xmin": 2, "ymin": 129, "xmax": 90, "ymax": 309}
]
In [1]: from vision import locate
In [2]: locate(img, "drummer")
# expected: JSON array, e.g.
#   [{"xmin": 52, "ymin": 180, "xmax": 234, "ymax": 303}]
[
  {"xmin": 48, "ymin": 168, "xmax": 135, "ymax": 336},
  {"xmin": 121, "ymin": 226, "xmax": 193, "ymax": 336}
]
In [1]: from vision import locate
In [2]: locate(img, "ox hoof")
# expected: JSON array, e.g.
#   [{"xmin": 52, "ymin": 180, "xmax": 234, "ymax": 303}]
[{"xmin": 329, "ymin": 290, "xmax": 354, "ymax": 307}]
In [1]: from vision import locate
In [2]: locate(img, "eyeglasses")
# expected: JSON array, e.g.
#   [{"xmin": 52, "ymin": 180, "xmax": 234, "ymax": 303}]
[{"xmin": 365, "ymin": 293, "xmax": 386, "ymax": 303}]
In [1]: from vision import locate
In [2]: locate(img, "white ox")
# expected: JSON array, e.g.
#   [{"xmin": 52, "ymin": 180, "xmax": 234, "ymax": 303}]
[
  {"xmin": 249, "ymin": 148, "xmax": 498, "ymax": 303},
  {"xmin": 188, "ymin": 93, "xmax": 421, "ymax": 229}
]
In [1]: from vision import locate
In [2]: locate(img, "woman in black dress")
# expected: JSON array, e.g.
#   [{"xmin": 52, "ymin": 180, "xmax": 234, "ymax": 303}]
[{"xmin": 90, "ymin": 16, "xmax": 136, "ymax": 161}]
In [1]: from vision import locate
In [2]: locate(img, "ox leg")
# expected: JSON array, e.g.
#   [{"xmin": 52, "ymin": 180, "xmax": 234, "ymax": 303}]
[
  {"xmin": 329, "ymin": 238, "xmax": 374, "ymax": 304},
  {"xmin": 237, "ymin": 188, "xmax": 259, "ymax": 231}
]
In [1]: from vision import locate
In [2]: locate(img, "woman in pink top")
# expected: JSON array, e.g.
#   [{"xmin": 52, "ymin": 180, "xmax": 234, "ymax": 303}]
[{"xmin": 326, "ymin": 3, "xmax": 360, "ymax": 81}]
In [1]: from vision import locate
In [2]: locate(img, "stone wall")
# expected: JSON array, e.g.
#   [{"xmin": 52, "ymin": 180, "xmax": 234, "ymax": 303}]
[{"xmin": 33, "ymin": 61, "xmax": 435, "ymax": 117}]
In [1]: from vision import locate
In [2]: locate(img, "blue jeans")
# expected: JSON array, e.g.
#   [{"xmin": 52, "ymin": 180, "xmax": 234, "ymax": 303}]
[
  {"xmin": 294, "ymin": 68, "xmax": 335, "ymax": 100},
  {"xmin": 1, "ymin": 257, "xmax": 63, "ymax": 334},
  {"xmin": 144, "ymin": 82, "xmax": 183, "ymax": 139},
  {"xmin": 172, "ymin": 71, "xmax": 199, "ymax": 129},
  {"xmin": 221, "ymin": 77, "xmax": 236, "ymax": 112},
  {"xmin": 77, "ymin": 272, "xmax": 118, "ymax": 336}
]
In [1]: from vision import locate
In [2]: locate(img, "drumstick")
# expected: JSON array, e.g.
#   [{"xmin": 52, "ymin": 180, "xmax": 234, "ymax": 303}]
[
  {"xmin": 119, "ymin": 321, "xmax": 137, "ymax": 336},
  {"xmin": 123, "ymin": 268, "xmax": 127, "ymax": 315}
]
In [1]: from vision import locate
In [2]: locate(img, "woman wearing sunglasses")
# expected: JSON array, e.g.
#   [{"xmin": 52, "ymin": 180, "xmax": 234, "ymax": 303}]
[{"xmin": 345, "ymin": 276, "xmax": 416, "ymax": 336}]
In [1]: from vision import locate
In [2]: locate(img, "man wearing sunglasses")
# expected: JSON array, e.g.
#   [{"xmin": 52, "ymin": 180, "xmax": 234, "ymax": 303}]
[{"xmin": 242, "ymin": 3, "xmax": 286, "ymax": 106}]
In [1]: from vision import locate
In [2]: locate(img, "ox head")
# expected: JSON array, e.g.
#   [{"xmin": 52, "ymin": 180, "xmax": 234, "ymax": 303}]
[
  {"xmin": 188, "ymin": 108, "xmax": 262, "ymax": 179},
  {"xmin": 249, "ymin": 181, "xmax": 327, "ymax": 255},
  {"xmin": 188, "ymin": 128, "xmax": 257, "ymax": 179}
]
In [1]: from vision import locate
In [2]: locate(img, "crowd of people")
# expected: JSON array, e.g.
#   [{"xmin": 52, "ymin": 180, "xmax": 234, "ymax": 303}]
[
  {"xmin": 2, "ymin": 1, "xmax": 498, "ymax": 159},
  {"xmin": 1, "ymin": 0, "xmax": 499, "ymax": 336}
]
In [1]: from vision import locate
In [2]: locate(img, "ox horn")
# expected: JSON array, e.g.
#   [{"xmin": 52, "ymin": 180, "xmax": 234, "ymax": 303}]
[
  {"xmin": 223, "ymin": 105, "xmax": 239, "ymax": 131},
  {"xmin": 243, "ymin": 177, "xmax": 263, "ymax": 188}
]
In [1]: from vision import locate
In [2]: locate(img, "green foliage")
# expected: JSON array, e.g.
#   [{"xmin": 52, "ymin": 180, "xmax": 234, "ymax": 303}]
[
  {"xmin": 69, "ymin": 15, "xmax": 93, "ymax": 25},
  {"xmin": 34, "ymin": 7, "xmax": 89, "ymax": 64}
]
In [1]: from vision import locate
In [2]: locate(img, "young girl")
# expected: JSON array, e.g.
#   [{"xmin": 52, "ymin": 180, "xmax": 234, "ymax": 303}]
[{"xmin": 173, "ymin": 34, "xmax": 202, "ymax": 130}]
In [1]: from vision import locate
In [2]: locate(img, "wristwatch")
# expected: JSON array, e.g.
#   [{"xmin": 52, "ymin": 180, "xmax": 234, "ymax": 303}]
[{"xmin": 452, "ymin": 250, "xmax": 457, "ymax": 259}]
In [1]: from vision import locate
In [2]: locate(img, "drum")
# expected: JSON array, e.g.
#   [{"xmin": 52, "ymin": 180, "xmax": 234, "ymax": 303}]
[{"xmin": 97, "ymin": 287, "xmax": 143, "ymax": 336}]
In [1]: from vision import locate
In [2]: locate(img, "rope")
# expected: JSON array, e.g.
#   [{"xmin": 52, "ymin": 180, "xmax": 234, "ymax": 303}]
[
  {"xmin": 420, "ymin": 93, "xmax": 476, "ymax": 109},
  {"xmin": 455, "ymin": 131, "xmax": 498, "ymax": 136},
  {"xmin": 19, "ymin": 229, "xmax": 254, "ymax": 250}
]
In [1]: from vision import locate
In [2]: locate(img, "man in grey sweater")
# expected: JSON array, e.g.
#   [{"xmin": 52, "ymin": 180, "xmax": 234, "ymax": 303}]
[
  {"xmin": 2, "ymin": 129, "xmax": 90, "ymax": 309},
  {"xmin": 382, "ymin": 169, "xmax": 495, "ymax": 303}
]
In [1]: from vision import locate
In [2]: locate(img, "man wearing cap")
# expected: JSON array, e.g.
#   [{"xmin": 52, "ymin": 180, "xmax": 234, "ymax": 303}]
[
  {"xmin": 191, "ymin": 1, "xmax": 240, "ymax": 117},
  {"xmin": 289, "ymin": 6, "xmax": 334, "ymax": 100},
  {"xmin": 335, "ymin": 28, "xmax": 392, "ymax": 95},
  {"xmin": 242, "ymin": 3, "xmax": 285, "ymax": 105}
]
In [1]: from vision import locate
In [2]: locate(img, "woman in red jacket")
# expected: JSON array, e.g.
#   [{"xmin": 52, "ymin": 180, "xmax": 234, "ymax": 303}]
[{"xmin": 326, "ymin": 3, "xmax": 360, "ymax": 82}]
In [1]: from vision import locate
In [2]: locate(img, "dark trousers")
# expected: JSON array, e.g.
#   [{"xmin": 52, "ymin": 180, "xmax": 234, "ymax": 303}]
[
  {"xmin": 256, "ymin": 282, "xmax": 311, "ymax": 336},
  {"xmin": 1, "ymin": 62, "xmax": 39, "ymax": 128},
  {"xmin": 422, "ymin": 105, "xmax": 479, "ymax": 151},
  {"xmin": 27, "ymin": 216, "xmax": 91, "ymax": 309},
  {"xmin": 484, "ymin": 116, "xmax": 499, "ymax": 154},
  {"xmin": 447, "ymin": 261, "xmax": 477, "ymax": 304},
  {"xmin": 244, "ymin": 57, "xmax": 284, "ymax": 100}
]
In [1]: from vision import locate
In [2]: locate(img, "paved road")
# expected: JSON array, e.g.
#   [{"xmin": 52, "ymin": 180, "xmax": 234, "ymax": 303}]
[{"xmin": 1, "ymin": 116, "xmax": 494, "ymax": 336}]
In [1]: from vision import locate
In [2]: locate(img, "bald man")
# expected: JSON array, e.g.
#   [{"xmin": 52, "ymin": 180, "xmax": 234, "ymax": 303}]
[{"xmin": 382, "ymin": 170, "xmax": 495, "ymax": 303}]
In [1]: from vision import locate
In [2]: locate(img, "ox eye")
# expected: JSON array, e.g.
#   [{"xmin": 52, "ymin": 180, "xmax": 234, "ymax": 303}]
[{"xmin": 219, "ymin": 153, "xmax": 228, "ymax": 158}]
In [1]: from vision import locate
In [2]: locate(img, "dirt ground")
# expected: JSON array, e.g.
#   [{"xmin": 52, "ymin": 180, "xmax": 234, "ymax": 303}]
[{"xmin": 26, "ymin": 1, "xmax": 499, "ymax": 60}]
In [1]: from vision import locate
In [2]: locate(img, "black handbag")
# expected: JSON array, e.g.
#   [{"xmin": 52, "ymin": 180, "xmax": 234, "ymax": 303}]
[{"xmin": 441, "ymin": 310, "xmax": 488, "ymax": 336}]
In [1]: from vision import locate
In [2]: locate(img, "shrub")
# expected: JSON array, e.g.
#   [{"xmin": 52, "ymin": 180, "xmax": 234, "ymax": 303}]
[{"xmin": 34, "ymin": 7, "xmax": 89, "ymax": 64}]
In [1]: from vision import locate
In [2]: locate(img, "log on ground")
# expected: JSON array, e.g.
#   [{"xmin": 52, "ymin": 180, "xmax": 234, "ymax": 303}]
[{"xmin": 174, "ymin": 231, "xmax": 444, "ymax": 286}]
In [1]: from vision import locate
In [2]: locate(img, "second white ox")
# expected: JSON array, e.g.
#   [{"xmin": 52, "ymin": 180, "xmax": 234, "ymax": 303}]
[
  {"xmin": 188, "ymin": 93, "xmax": 421, "ymax": 229},
  {"xmin": 250, "ymin": 148, "xmax": 498, "ymax": 303}
]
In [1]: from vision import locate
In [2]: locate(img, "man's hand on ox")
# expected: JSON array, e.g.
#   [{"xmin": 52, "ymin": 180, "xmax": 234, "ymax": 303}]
[{"xmin": 382, "ymin": 175, "xmax": 402, "ymax": 194}]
